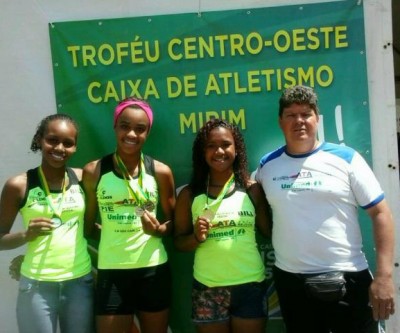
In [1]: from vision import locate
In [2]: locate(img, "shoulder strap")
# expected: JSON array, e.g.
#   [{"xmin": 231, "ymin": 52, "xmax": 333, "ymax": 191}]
[
  {"xmin": 66, "ymin": 167, "xmax": 79, "ymax": 185},
  {"xmin": 19, "ymin": 167, "xmax": 40, "ymax": 209},
  {"xmin": 100, "ymin": 153, "xmax": 115, "ymax": 176},
  {"xmin": 143, "ymin": 154, "xmax": 155, "ymax": 176}
]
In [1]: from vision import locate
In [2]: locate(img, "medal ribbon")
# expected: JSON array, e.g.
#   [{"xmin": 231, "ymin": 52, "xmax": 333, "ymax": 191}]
[
  {"xmin": 38, "ymin": 166, "xmax": 67, "ymax": 218},
  {"xmin": 115, "ymin": 153, "xmax": 150, "ymax": 205},
  {"xmin": 204, "ymin": 173, "xmax": 235, "ymax": 212}
]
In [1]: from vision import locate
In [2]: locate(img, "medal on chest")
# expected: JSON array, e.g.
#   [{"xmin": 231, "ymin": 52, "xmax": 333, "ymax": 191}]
[
  {"xmin": 202, "ymin": 173, "xmax": 235, "ymax": 222},
  {"xmin": 115, "ymin": 153, "xmax": 156, "ymax": 217},
  {"xmin": 38, "ymin": 166, "xmax": 67, "ymax": 228}
]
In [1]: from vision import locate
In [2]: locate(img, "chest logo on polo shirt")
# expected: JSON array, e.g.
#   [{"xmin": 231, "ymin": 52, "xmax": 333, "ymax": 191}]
[{"xmin": 273, "ymin": 170, "xmax": 312, "ymax": 181}]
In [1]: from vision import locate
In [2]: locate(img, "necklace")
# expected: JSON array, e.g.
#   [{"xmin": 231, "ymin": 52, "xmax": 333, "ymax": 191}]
[
  {"xmin": 114, "ymin": 153, "xmax": 155, "ymax": 217},
  {"xmin": 38, "ymin": 166, "xmax": 67, "ymax": 228},
  {"xmin": 202, "ymin": 173, "xmax": 235, "ymax": 221}
]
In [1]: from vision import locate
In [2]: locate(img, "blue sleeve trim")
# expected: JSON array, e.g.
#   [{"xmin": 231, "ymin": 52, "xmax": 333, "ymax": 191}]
[
  {"xmin": 361, "ymin": 193, "xmax": 385, "ymax": 209},
  {"xmin": 259, "ymin": 146, "xmax": 285, "ymax": 168},
  {"xmin": 320, "ymin": 142, "xmax": 355, "ymax": 164}
]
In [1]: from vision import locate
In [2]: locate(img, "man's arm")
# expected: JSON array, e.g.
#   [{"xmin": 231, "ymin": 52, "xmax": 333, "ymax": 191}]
[{"xmin": 367, "ymin": 199, "xmax": 395, "ymax": 320}]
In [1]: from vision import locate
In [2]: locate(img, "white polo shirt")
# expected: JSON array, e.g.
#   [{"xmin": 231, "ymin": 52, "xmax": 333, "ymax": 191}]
[{"xmin": 255, "ymin": 142, "xmax": 384, "ymax": 274}]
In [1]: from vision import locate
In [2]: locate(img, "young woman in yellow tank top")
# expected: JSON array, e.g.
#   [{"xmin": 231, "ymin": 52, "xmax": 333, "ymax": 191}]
[
  {"xmin": 174, "ymin": 119, "xmax": 272, "ymax": 333},
  {"xmin": 83, "ymin": 97, "xmax": 175, "ymax": 333},
  {"xmin": 0, "ymin": 114, "xmax": 93, "ymax": 333}
]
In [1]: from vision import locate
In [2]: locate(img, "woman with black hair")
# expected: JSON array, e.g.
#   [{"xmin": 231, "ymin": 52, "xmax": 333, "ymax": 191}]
[
  {"xmin": 0, "ymin": 114, "xmax": 93, "ymax": 333},
  {"xmin": 174, "ymin": 118, "xmax": 271, "ymax": 333}
]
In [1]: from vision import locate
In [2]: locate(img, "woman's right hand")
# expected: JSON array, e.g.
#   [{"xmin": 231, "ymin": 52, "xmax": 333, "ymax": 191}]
[
  {"xmin": 25, "ymin": 217, "xmax": 54, "ymax": 241},
  {"xmin": 194, "ymin": 216, "xmax": 212, "ymax": 243}
]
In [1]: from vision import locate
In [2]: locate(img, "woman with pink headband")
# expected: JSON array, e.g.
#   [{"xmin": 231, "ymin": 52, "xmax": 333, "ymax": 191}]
[{"xmin": 83, "ymin": 97, "xmax": 176, "ymax": 333}]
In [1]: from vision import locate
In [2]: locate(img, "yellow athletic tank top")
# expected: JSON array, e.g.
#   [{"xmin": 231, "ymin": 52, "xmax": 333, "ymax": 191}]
[
  {"xmin": 96, "ymin": 154, "xmax": 168, "ymax": 269},
  {"xmin": 20, "ymin": 167, "xmax": 91, "ymax": 281},
  {"xmin": 192, "ymin": 185, "xmax": 265, "ymax": 287}
]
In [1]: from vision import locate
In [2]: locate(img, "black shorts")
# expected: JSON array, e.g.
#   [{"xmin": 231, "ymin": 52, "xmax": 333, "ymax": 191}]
[
  {"xmin": 96, "ymin": 263, "xmax": 171, "ymax": 315},
  {"xmin": 273, "ymin": 266, "xmax": 378, "ymax": 333}
]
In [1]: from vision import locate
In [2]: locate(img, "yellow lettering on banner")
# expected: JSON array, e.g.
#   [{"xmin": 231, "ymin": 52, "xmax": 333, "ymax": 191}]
[
  {"xmin": 183, "ymin": 37, "xmax": 197, "ymax": 59},
  {"xmin": 292, "ymin": 29, "xmax": 306, "ymax": 51},
  {"xmin": 179, "ymin": 109, "xmax": 246, "ymax": 133},
  {"xmin": 205, "ymin": 66, "xmax": 333, "ymax": 94},
  {"xmin": 168, "ymin": 38, "xmax": 183, "ymax": 60},
  {"xmin": 307, "ymin": 28, "xmax": 320, "ymax": 50},
  {"xmin": 315, "ymin": 65, "xmax": 333, "ymax": 87},
  {"xmin": 230, "ymin": 34, "xmax": 245, "ymax": 56},
  {"xmin": 198, "ymin": 36, "xmax": 214, "ymax": 58},
  {"xmin": 88, "ymin": 82, "xmax": 102, "ymax": 103},
  {"xmin": 67, "ymin": 46, "xmax": 80, "ymax": 67},
  {"xmin": 248, "ymin": 71, "xmax": 262, "ymax": 92},
  {"xmin": 283, "ymin": 68, "xmax": 296, "ymax": 87},
  {"xmin": 82, "ymin": 45, "xmax": 97, "ymax": 66},
  {"xmin": 66, "ymin": 37, "xmax": 160, "ymax": 67},
  {"xmin": 246, "ymin": 32, "xmax": 263, "ymax": 55},
  {"xmin": 234, "ymin": 73, "xmax": 247, "ymax": 93},
  {"xmin": 104, "ymin": 80, "xmax": 119, "ymax": 101},
  {"xmin": 335, "ymin": 26, "xmax": 348, "ymax": 47},
  {"xmin": 66, "ymin": 26, "xmax": 347, "ymax": 67},
  {"xmin": 214, "ymin": 35, "xmax": 228, "ymax": 57},
  {"xmin": 98, "ymin": 44, "xmax": 114, "ymax": 65},
  {"xmin": 272, "ymin": 26, "xmax": 348, "ymax": 53},
  {"xmin": 167, "ymin": 33, "xmax": 267, "ymax": 61},
  {"xmin": 205, "ymin": 74, "xmax": 221, "ymax": 95},
  {"xmin": 166, "ymin": 75, "xmax": 197, "ymax": 98},
  {"xmin": 116, "ymin": 42, "xmax": 129, "ymax": 64},
  {"xmin": 320, "ymin": 27, "xmax": 334, "ymax": 48},
  {"xmin": 87, "ymin": 79, "xmax": 160, "ymax": 103},
  {"xmin": 274, "ymin": 30, "xmax": 291, "ymax": 52}
]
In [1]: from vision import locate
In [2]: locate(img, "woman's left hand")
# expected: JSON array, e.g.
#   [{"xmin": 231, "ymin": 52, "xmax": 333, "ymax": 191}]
[
  {"xmin": 141, "ymin": 211, "xmax": 161, "ymax": 236},
  {"xmin": 9, "ymin": 255, "xmax": 24, "ymax": 281}
]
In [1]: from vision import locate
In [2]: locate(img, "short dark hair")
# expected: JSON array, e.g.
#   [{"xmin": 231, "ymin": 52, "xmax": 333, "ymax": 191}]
[{"xmin": 279, "ymin": 85, "xmax": 319, "ymax": 117}]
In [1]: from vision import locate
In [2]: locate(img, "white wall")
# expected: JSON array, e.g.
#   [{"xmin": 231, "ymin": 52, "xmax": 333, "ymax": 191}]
[{"xmin": 0, "ymin": 1, "xmax": 398, "ymax": 332}]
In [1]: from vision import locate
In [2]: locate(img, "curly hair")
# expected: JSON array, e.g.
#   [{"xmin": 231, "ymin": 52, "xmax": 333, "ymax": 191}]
[
  {"xmin": 30, "ymin": 114, "xmax": 79, "ymax": 152},
  {"xmin": 190, "ymin": 118, "xmax": 249, "ymax": 196},
  {"xmin": 279, "ymin": 85, "xmax": 319, "ymax": 117}
]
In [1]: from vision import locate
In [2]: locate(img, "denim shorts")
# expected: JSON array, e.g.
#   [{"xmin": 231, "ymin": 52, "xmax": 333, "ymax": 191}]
[
  {"xmin": 191, "ymin": 279, "xmax": 268, "ymax": 323},
  {"xmin": 17, "ymin": 273, "xmax": 94, "ymax": 333},
  {"xmin": 96, "ymin": 262, "xmax": 171, "ymax": 315}
]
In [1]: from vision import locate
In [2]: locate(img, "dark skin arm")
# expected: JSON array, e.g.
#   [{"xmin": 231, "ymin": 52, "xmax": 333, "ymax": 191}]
[
  {"xmin": 366, "ymin": 199, "xmax": 395, "ymax": 320},
  {"xmin": 247, "ymin": 180, "xmax": 272, "ymax": 238},
  {"xmin": 173, "ymin": 185, "xmax": 211, "ymax": 251},
  {"xmin": 82, "ymin": 159, "xmax": 101, "ymax": 239},
  {"xmin": 141, "ymin": 160, "xmax": 176, "ymax": 236},
  {"xmin": 0, "ymin": 173, "xmax": 54, "ymax": 250}
]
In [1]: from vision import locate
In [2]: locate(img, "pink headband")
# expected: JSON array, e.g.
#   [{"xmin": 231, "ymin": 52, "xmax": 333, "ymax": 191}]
[{"xmin": 114, "ymin": 100, "xmax": 153, "ymax": 128}]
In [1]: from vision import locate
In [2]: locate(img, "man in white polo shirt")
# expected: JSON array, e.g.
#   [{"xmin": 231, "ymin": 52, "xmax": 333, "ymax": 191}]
[{"xmin": 255, "ymin": 85, "xmax": 395, "ymax": 333}]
